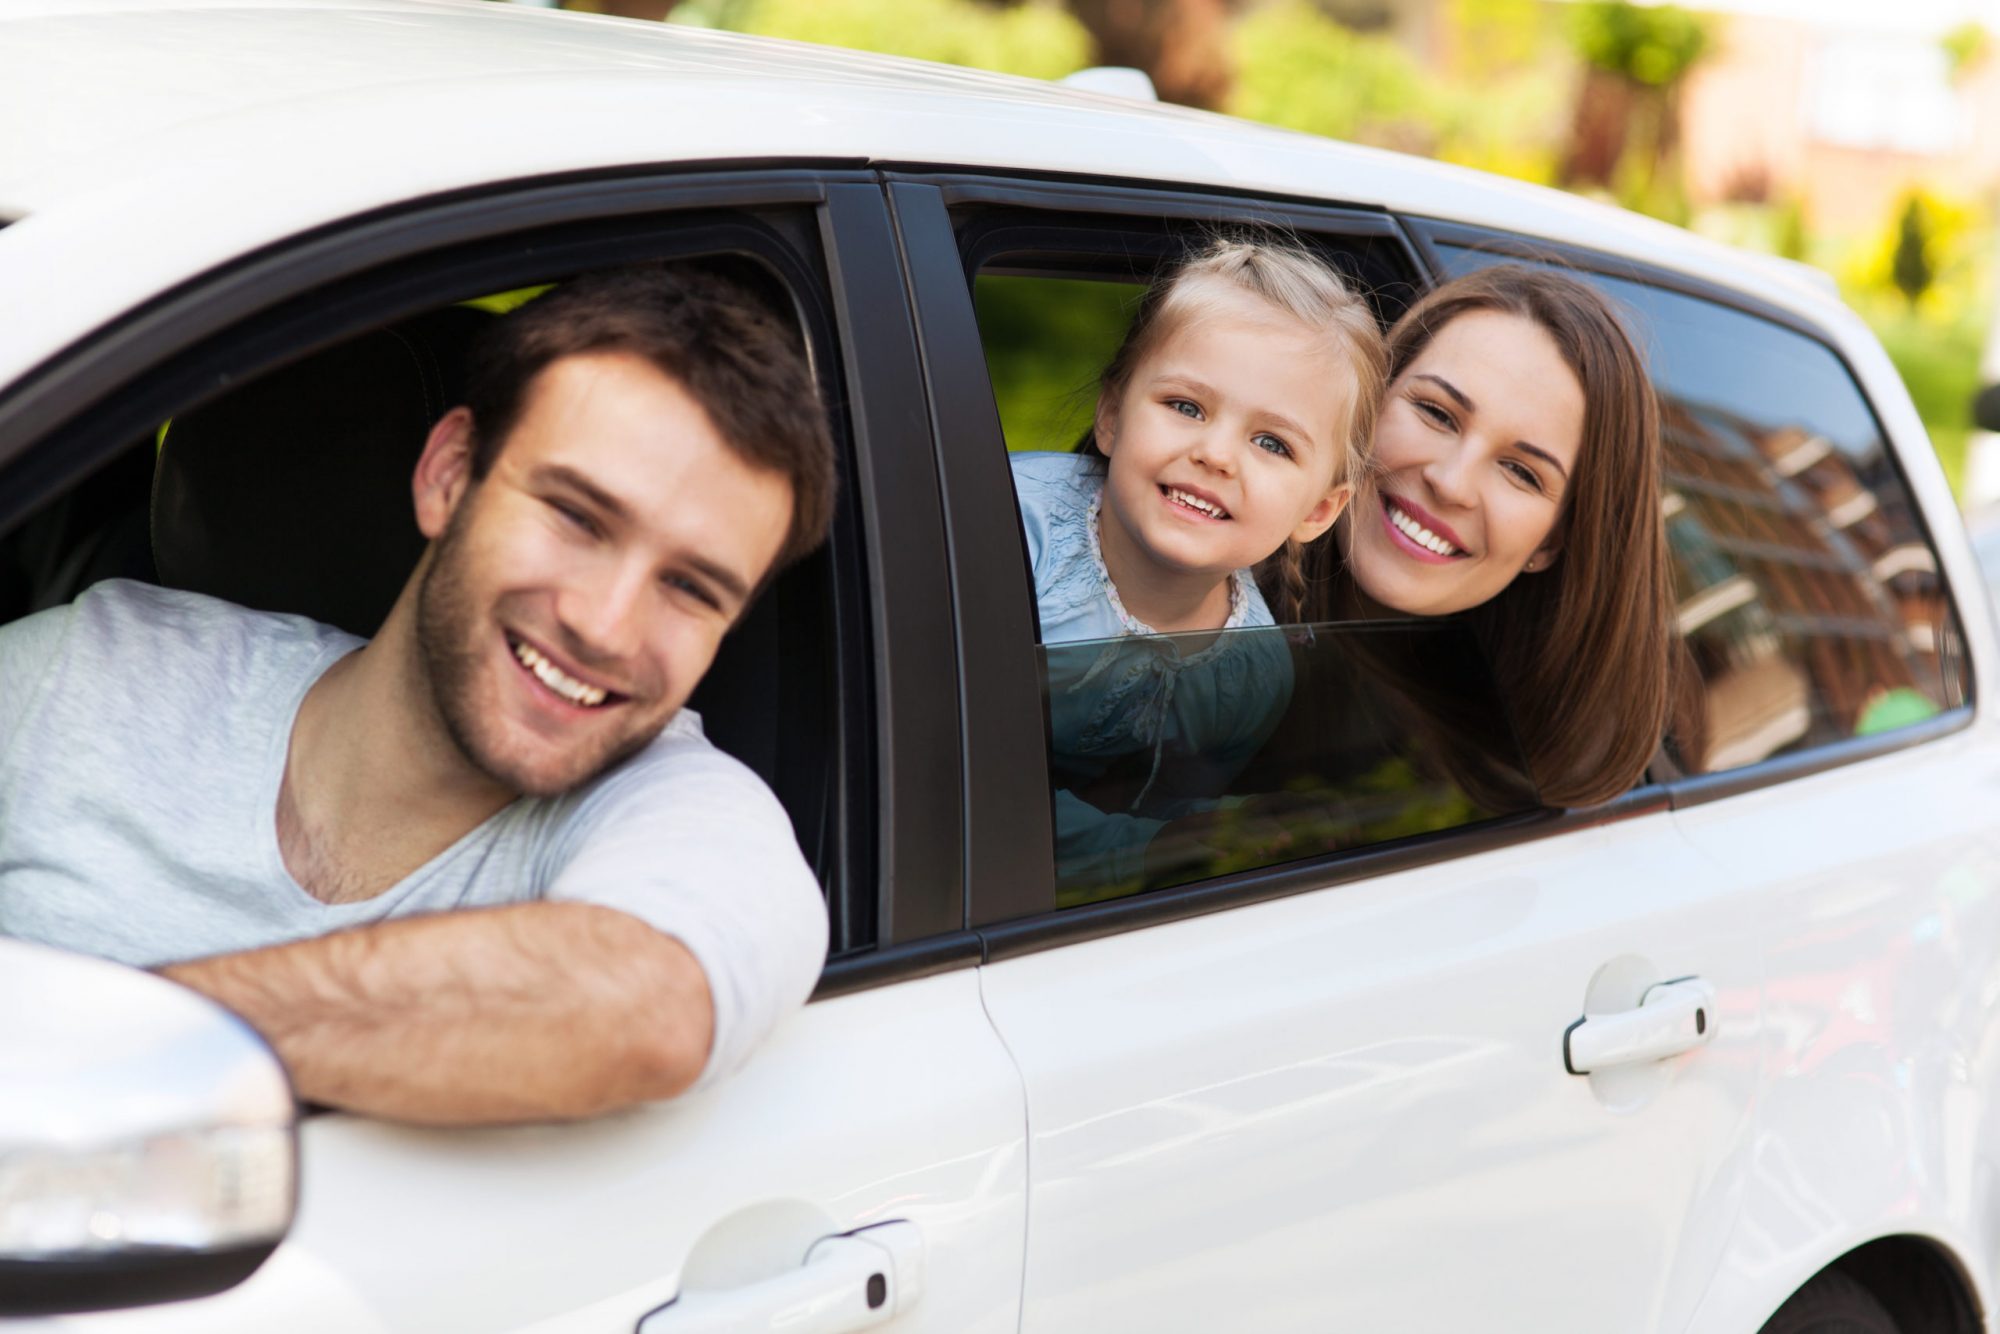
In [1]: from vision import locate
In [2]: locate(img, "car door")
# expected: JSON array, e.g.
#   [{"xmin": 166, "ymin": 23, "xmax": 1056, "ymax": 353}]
[
  {"xmin": 1416, "ymin": 232, "xmax": 2000, "ymax": 1324},
  {"xmin": 890, "ymin": 174, "xmax": 1763, "ymax": 1333},
  {"xmin": 0, "ymin": 172, "xmax": 1025, "ymax": 1333}
]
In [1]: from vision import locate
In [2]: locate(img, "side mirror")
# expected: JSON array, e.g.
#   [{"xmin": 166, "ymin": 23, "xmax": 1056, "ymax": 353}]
[
  {"xmin": 1972, "ymin": 383, "xmax": 2000, "ymax": 434},
  {"xmin": 0, "ymin": 939, "xmax": 297, "ymax": 1316}
]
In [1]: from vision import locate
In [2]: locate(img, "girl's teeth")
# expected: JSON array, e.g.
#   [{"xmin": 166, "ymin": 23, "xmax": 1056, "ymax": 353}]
[
  {"xmin": 1389, "ymin": 503, "xmax": 1460, "ymax": 556},
  {"xmin": 511, "ymin": 640, "xmax": 609, "ymax": 707},
  {"xmin": 1168, "ymin": 487, "xmax": 1226, "ymax": 519}
]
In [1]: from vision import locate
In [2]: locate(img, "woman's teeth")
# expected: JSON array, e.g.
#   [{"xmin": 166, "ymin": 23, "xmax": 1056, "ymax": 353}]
[
  {"xmin": 512, "ymin": 639, "xmax": 609, "ymax": 707},
  {"xmin": 1165, "ymin": 487, "xmax": 1228, "ymax": 519},
  {"xmin": 1387, "ymin": 502, "xmax": 1463, "ymax": 556}
]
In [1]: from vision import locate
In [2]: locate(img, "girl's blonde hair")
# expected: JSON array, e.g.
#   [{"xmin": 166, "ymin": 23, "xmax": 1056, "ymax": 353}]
[{"xmin": 1083, "ymin": 234, "xmax": 1388, "ymax": 622}]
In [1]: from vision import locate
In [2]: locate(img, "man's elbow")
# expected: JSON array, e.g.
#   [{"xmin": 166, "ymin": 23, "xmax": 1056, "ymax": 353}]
[{"xmin": 582, "ymin": 912, "xmax": 716, "ymax": 1111}]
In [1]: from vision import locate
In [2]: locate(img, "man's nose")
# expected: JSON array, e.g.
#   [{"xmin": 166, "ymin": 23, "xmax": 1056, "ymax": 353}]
[{"xmin": 555, "ymin": 555, "xmax": 650, "ymax": 666}]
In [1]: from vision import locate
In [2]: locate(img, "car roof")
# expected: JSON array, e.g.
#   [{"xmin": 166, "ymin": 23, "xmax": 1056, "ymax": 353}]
[{"xmin": 0, "ymin": 0, "xmax": 1863, "ymax": 386}]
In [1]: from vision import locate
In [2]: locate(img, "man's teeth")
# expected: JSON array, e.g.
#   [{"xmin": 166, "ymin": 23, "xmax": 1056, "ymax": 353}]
[
  {"xmin": 1167, "ymin": 487, "xmax": 1228, "ymax": 519},
  {"xmin": 512, "ymin": 640, "xmax": 609, "ymax": 707},
  {"xmin": 1388, "ymin": 502, "xmax": 1462, "ymax": 556}
]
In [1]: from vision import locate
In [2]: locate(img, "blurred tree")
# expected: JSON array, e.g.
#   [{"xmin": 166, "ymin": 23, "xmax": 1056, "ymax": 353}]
[
  {"xmin": 710, "ymin": 0, "xmax": 1092, "ymax": 79},
  {"xmin": 1943, "ymin": 20, "xmax": 1989, "ymax": 82},
  {"xmin": 1893, "ymin": 194, "xmax": 1938, "ymax": 311},
  {"xmin": 1228, "ymin": 1, "xmax": 1433, "ymax": 151},
  {"xmin": 1560, "ymin": 2, "xmax": 1710, "ymax": 220},
  {"xmin": 561, "ymin": 0, "xmax": 684, "ymax": 18},
  {"xmin": 1059, "ymin": 0, "xmax": 1238, "ymax": 108}
]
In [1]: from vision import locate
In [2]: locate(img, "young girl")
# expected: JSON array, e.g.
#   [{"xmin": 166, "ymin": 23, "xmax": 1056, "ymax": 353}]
[{"xmin": 1009, "ymin": 237, "xmax": 1387, "ymax": 898}]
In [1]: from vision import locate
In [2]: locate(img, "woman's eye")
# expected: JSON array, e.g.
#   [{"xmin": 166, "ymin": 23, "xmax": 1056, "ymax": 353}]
[
  {"xmin": 1500, "ymin": 459, "xmax": 1546, "ymax": 493},
  {"xmin": 1413, "ymin": 397, "xmax": 1455, "ymax": 428},
  {"xmin": 1254, "ymin": 432, "xmax": 1294, "ymax": 459}
]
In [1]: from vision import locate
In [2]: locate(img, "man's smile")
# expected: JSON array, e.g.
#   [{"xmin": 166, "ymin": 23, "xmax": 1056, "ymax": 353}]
[{"xmin": 505, "ymin": 632, "xmax": 623, "ymax": 710}]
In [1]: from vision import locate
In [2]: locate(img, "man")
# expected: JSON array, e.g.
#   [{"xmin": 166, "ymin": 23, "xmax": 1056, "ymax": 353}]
[{"xmin": 0, "ymin": 265, "xmax": 836, "ymax": 1124}]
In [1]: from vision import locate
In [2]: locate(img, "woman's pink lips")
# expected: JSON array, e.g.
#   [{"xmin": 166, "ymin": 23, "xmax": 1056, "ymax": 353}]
[{"xmin": 1378, "ymin": 492, "xmax": 1468, "ymax": 565}]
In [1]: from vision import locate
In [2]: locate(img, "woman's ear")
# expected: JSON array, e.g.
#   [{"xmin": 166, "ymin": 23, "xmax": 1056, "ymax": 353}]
[
  {"xmin": 1291, "ymin": 481, "xmax": 1354, "ymax": 546},
  {"xmin": 413, "ymin": 407, "xmax": 478, "ymax": 540},
  {"xmin": 1524, "ymin": 543, "xmax": 1561, "ymax": 574}
]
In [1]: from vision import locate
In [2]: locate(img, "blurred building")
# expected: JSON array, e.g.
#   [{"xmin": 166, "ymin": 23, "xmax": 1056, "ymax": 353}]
[{"xmin": 1678, "ymin": 0, "xmax": 2000, "ymax": 230}]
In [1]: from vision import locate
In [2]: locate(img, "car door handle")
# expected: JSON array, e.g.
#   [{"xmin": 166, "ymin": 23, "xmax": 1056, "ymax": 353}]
[
  {"xmin": 637, "ymin": 1220, "xmax": 924, "ymax": 1334},
  {"xmin": 1564, "ymin": 976, "xmax": 1715, "ymax": 1075}
]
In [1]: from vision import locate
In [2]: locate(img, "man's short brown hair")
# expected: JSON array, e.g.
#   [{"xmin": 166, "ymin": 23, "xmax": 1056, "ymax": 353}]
[{"xmin": 461, "ymin": 263, "xmax": 837, "ymax": 568}]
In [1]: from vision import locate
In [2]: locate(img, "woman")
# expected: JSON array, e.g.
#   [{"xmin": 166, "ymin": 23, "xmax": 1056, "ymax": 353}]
[{"xmin": 1299, "ymin": 264, "xmax": 1680, "ymax": 808}]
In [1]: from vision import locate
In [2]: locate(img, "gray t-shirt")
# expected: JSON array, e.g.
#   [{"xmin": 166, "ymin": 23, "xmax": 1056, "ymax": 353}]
[{"xmin": 0, "ymin": 579, "xmax": 827, "ymax": 1089}]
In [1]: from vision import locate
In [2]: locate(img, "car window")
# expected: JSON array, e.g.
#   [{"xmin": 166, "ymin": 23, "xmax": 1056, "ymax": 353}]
[
  {"xmin": 1437, "ymin": 243, "xmax": 1969, "ymax": 775},
  {"xmin": 974, "ymin": 254, "xmax": 1538, "ymax": 907},
  {"xmin": 0, "ymin": 248, "xmax": 867, "ymax": 939}
]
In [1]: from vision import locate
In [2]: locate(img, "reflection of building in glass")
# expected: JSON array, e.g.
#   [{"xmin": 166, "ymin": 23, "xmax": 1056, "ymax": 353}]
[{"xmin": 1660, "ymin": 399, "xmax": 1955, "ymax": 773}]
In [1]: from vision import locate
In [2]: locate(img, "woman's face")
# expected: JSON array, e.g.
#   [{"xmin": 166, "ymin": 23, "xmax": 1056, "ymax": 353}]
[{"xmin": 1344, "ymin": 309, "xmax": 1585, "ymax": 617}]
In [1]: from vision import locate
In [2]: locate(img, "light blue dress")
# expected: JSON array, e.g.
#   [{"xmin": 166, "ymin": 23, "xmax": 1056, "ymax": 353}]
[{"xmin": 1011, "ymin": 452, "xmax": 1296, "ymax": 891}]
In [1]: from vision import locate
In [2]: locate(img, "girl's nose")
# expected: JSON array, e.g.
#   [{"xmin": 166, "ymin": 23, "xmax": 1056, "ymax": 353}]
[{"xmin": 1188, "ymin": 429, "xmax": 1237, "ymax": 476}]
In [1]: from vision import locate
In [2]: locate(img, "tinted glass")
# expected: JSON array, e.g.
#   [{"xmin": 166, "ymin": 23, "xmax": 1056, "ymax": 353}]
[
  {"xmin": 1439, "ymin": 245, "xmax": 1968, "ymax": 773},
  {"xmin": 1044, "ymin": 619, "xmax": 1538, "ymax": 907}
]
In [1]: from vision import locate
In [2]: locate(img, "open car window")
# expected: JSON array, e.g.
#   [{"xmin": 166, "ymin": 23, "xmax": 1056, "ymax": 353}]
[{"xmin": 971, "ymin": 244, "xmax": 1539, "ymax": 907}]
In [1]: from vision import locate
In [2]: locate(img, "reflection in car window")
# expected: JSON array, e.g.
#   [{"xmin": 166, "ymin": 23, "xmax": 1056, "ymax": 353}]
[
  {"xmin": 1043, "ymin": 619, "xmax": 1538, "ymax": 906},
  {"xmin": 1439, "ymin": 244, "xmax": 1968, "ymax": 774}
]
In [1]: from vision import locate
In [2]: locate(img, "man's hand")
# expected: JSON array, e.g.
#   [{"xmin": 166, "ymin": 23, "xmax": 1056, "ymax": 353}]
[{"xmin": 161, "ymin": 902, "xmax": 712, "ymax": 1126}]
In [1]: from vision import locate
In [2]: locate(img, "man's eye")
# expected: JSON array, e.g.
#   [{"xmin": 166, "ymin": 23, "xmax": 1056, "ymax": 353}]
[
  {"xmin": 664, "ymin": 574, "xmax": 722, "ymax": 612},
  {"xmin": 1254, "ymin": 432, "xmax": 1294, "ymax": 459},
  {"xmin": 548, "ymin": 499, "xmax": 599, "ymax": 536}
]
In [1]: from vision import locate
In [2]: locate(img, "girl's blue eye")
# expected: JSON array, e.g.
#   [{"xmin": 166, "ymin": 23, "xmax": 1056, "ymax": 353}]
[
  {"xmin": 1254, "ymin": 433, "xmax": 1293, "ymax": 459},
  {"xmin": 1168, "ymin": 398, "xmax": 1201, "ymax": 419}
]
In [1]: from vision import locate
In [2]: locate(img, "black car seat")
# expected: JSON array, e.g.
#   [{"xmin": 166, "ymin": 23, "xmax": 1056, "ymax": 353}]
[{"xmin": 151, "ymin": 306, "xmax": 488, "ymax": 638}]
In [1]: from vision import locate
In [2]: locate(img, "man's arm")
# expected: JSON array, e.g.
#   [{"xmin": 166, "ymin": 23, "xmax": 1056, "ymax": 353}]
[{"xmin": 162, "ymin": 902, "xmax": 713, "ymax": 1125}]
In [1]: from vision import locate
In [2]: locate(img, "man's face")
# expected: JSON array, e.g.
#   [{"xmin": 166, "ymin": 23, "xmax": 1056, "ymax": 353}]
[{"xmin": 413, "ymin": 351, "xmax": 794, "ymax": 797}]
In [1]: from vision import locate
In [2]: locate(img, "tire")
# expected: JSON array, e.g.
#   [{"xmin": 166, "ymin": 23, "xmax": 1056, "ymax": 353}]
[{"xmin": 1759, "ymin": 1268, "xmax": 1900, "ymax": 1334}]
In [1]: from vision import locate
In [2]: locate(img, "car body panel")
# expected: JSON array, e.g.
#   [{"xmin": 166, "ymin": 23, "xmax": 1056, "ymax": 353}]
[
  {"xmin": 26, "ymin": 975, "xmax": 1028, "ymax": 1334},
  {"xmin": 979, "ymin": 812, "xmax": 1762, "ymax": 1332}
]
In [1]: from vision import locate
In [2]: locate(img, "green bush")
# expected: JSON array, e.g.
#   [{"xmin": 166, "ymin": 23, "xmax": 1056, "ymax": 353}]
[{"xmin": 694, "ymin": 0, "xmax": 1093, "ymax": 81}]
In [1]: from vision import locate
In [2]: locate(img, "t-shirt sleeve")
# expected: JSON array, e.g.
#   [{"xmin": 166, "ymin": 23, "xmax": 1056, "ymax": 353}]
[
  {"xmin": 0, "ymin": 602, "xmax": 75, "ymax": 770},
  {"xmin": 537, "ymin": 726, "xmax": 829, "ymax": 1091}
]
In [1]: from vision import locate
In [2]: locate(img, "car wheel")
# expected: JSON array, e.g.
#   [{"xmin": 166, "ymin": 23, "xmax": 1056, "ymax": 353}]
[{"xmin": 1759, "ymin": 1269, "xmax": 1899, "ymax": 1334}]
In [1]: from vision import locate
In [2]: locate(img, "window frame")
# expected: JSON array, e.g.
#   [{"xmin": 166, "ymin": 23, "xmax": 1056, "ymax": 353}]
[
  {"xmin": 0, "ymin": 165, "xmax": 963, "ymax": 986},
  {"xmin": 888, "ymin": 171, "xmax": 1672, "ymax": 959},
  {"xmin": 1404, "ymin": 216, "xmax": 1978, "ymax": 810}
]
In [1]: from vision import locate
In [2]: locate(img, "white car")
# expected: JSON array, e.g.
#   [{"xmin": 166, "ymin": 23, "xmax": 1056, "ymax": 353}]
[{"xmin": 1, "ymin": 3, "xmax": 1994, "ymax": 1332}]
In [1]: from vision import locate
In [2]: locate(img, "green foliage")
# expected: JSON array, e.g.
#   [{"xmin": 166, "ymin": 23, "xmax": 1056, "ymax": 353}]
[
  {"xmin": 1871, "ymin": 309, "xmax": 1984, "ymax": 498},
  {"xmin": 692, "ymin": 0, "xmax": 1093, "ymax": 80},
  {"xmin": 1227, "ymin": 0, "xmax": 1567, "ymax": 181},
  {"xmin": 1566, "ymin": 1, "xmax": 1709, "ymax": 87},
  {"xmin": 974, "ymin": 274, "xmax": 1137, "ymax": 454},
  {"xmin": 1893, "ymin": 194, "xmax": 1937, "ymax": 310},
  {"xmin": 1943, "ymin": 20, "xmax": 1989, "ymax": 81},
  {"xmin": 1228, "ymin": 0, "xmax": 1432, "ymax": 147}
]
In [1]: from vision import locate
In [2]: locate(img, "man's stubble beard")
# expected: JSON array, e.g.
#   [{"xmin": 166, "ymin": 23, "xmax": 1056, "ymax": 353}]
[{"xmin": 414, "ymin": 501, "xmax": 665, "ymax": 799}]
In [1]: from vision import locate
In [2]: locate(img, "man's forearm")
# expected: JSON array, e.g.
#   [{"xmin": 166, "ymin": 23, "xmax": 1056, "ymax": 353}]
[{"xmin": 161, "ymin": 902, "xmax": 713, "ymax": 1125}]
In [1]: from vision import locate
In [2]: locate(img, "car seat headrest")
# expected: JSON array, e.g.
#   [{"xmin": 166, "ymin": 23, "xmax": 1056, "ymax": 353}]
[{"xmin": 150, "ymin": 306, "xmax": 490, "ymax": 638}]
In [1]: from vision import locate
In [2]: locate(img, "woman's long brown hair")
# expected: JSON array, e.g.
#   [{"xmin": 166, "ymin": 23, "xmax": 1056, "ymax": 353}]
[{"xmin": 1306, "ymin": 265, "xmax": 1677, "ymax": 808}]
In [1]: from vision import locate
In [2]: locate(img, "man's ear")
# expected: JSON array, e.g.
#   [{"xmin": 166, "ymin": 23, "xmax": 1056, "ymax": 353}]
[
  {"xmin": 413, "ymin": 407, "xmax": 478, "ymax": 540},
  {"xmin": 1291, "ymin": 482, "xmax": 1353, "ymax": 546}
]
